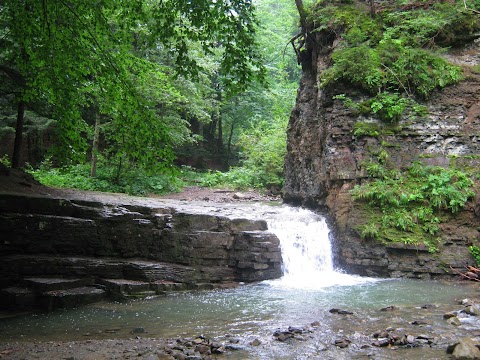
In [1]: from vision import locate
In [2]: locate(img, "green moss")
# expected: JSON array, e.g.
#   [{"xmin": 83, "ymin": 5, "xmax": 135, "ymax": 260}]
[
  {"xmin": 353, "ymin": 121, "xmax": 380, "ymax": 137},
  {"xmin": 309, "ymin": 0, "xmax": 477, "ymax": 122}
]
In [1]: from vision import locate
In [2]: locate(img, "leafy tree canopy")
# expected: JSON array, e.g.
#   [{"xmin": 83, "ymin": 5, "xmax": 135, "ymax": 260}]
[{"xmin": 0, "ymin": 0, "xmax": 265, "ymax": 167}]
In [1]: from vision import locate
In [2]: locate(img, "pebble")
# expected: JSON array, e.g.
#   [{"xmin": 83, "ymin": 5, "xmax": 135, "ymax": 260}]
[{"xmin": 250, "ymin": 338, "xmax": 261, "ymax": 346}]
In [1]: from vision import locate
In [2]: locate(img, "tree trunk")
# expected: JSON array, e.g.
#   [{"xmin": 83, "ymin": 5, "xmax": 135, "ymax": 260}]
[
  {"xmin": 12, "ymin": 101, "xmax": 25, "ymax": 168},
  {"xmin": 226, "ymin": 122, "xmax": 235, "ymax": 169},
  {"xmin": 90, "ymin": 114, "xmax": 100, "ymax": 177},
  {"xmin": 217, "ymin": 115, "xmax": 223, "ymax": 151},
  {"xmin": 295, "ymin": 0, "xmax": 307, "ymax": 32}
]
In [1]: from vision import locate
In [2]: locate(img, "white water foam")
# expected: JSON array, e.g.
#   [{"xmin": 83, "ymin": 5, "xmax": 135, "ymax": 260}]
[{"xmin": 264, "ymin": 205, "xmax": 378, "ymax": 290}]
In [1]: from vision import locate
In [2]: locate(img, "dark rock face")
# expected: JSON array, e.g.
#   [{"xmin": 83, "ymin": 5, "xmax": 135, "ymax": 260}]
[
  {"xmin": 0, "ymin": 193, "xmax": 282, "ymax": 310},
  {"xmin": 284, "ymin": 35, "xmax": 480, "ymax": 278}
]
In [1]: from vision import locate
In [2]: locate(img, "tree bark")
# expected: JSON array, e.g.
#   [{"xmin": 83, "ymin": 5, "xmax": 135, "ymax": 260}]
[
  {"xmin": 90, "ymin": 114, "xmax": 100, "ymax": 177},
  {"xmin": 226, "ymin": 122, "xmax": 235, "ymax": 169},
  {"xmin": 217, "ymin": 115, "xmax": 223, "ymax": 151},
  {"xmin": 12, "ymin": 101, "xmax": 25, "ymax": 168},
  {"xmin": 295, "ymin": 0, "xmax": 307, "ymax": 33}
]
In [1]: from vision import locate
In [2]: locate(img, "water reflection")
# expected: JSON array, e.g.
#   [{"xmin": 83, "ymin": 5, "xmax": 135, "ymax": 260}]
[{"xmin": 0, "ymin": 279, "xmax": 477, "ymax": 343}]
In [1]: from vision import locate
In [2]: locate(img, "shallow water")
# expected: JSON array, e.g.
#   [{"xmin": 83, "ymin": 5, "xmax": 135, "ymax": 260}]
[{"xmin": 0, "ymin": 278, "xmax": 477, "ymax": 342}]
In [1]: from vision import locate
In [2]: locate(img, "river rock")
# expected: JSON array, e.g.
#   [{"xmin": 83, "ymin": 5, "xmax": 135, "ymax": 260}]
[
  {"xmin": 373, "ymin": 330, "xmax": 389, "ymax": 339},
  {"xmin": 464, "ymin": 305, "xmax": 480, "ymax": 316},
  {"xmin": 372, "ymin": 338, "xmax": 390, "ymax": 347},
  {"xmin": 406, "ymin": 335, "xmax": 416, "ymax": 344},
  {"xmin": 444, "ymin": 311, "xmax": 458, "ymax": 319},
  {"xmin": 250, "ymin": 338, "xmax": 261, "ymax": 346},
  {"xmin": 448, "ymin": 316, "xmax": 463, "ymax": 326},
  {"xmin": 461, "ymin": 299, "xmax": 475, "ymax": 306},
  {"xmin": 411, "ymin": 320, "xmax": 429, "ymax": 326},
  {"xmin": 329, "ymin": 308, "xmax": 354, "ymax": 315},
  {"xmin": 334, "ymin": 338, "xmax": 351, "ymax": 348},
  {"xmin": 275, "ymin": 332, "xmax": 293, "ymax": 342},
  {"xmin": 449, "ymin": 338, "xmax": 480, "ymax": 360}
]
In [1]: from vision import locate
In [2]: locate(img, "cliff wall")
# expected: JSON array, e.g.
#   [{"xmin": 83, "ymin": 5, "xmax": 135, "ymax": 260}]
[{"xmin": 284, "ymin": 8, "xmax": 480, "ymax": 278}]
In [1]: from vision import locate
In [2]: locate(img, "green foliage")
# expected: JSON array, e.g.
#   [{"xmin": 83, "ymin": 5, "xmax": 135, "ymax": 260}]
[
  {"xmin": 0, "ymin": 154, "xmax": 11, "ymax": 167},
  {"xmin": 236, "ymin": 119, "xmax": 288, "ymax": 188},
  {"xmin": 469, "ymin": 245, "xmax": 480, "ymax": 266},
  {"xmin": 353, "ymin": 122, "xmax": 380, "ymax": 137},
  {"xmin": 353, "ymin": 153, "xmax": 476, "ymax": 249},
  {"xmin": 311, "ymin": 0, "xmax": 477, "ymax": 121},
  {"xmin": 188, "ymin": 115, "xmax": 288, "ymax": 190},
  {"xmin": 1, "ymin": 0, "xmax": 266, "ymax": 171},
  {"xmin": 29, "ymin": 157, "xmax": 182, "ymax": 196},
  {"xmin": 198, "ymin": 167, "xmax": 266, "ymax": 189},
  {"xmin": 369, "ymin": 93, "xmax": 408, "ymax": 122}
]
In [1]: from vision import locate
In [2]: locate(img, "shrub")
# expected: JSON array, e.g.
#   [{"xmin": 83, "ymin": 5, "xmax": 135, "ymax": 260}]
[{"xmin": 312, "ymin": 0, "xmax": 474, "ymax": 121}]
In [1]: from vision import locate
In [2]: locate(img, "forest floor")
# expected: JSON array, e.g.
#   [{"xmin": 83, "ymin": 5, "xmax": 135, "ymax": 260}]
[{"xmin": 0, "ymin": 163, "xmax": 280, "ymax": 204}]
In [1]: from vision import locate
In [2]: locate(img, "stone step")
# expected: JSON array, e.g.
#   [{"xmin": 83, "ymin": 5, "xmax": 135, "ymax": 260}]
[
  {"xmin": 150, "ymin": 280, "xmax": 189, "ymax": 292},
  {"xmin": 0, "ymin": 255, "xmax": 234, "ymax": 287},
  {"xmin": 122, "ymin": 291, "xmax": 158, "ymax": 299},
  {"xmin": 97, "ymin": 278, "xmax": 155, "ymax": 300},
  {"xmin": 23, "ymin": 277, "xmax": 94, "ymax": 292},
  {"xmin": 0, "ymin": 287, "xmax": 36, "ymax": 310},
  {"xmin": 38, "ymin": 286, "xmax": 106, "ymax": 311}
]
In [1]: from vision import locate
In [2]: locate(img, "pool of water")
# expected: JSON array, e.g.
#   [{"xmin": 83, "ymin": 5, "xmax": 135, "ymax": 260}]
[{"xmin": 0, "ymin": 277, "xmax": 477, "ymax": 344}]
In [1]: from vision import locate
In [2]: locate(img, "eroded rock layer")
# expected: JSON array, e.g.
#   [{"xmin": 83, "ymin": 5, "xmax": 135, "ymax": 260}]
[
  {"xmin": 0, "ymin": 193, "xmax": 282, "ymax": 310},
  {"xmin": 284, "ymin": 34, "xmax": 480, "ymax": 278}
]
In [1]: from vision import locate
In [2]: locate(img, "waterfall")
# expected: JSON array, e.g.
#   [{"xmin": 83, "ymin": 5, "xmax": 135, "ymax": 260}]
[{"xmin": 264, "ymin": 205, "xmax": 376, "ymax": 289}]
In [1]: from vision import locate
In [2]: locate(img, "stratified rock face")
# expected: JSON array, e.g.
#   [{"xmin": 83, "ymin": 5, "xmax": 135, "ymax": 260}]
[
  {"xmin": 0, "ymin": 193, "xmax": 282, "ymax": 300},
  {"xmin": 284, "ymin": 35, "xmax": 480, "ymax": 278}
]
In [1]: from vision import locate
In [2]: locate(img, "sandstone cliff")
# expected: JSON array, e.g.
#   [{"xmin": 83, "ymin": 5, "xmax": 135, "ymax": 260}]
[{"xmin": 284, "ymin": 1, "xmax": 480, "ymax": 278}]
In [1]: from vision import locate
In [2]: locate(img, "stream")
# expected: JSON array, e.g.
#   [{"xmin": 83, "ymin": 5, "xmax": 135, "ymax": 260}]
[{"xmin": 1, "ymin": 203, "xmax": 479, "ymax": 359}]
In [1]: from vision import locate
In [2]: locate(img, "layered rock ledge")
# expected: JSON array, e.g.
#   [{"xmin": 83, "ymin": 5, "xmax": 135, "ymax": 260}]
[{"xmin": 0, "ymin": 192, "xmax": 282, "ymax": 311}]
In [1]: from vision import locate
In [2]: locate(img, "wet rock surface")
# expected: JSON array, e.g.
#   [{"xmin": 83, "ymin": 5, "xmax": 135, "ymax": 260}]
[{"xmin": 0, "ymin": 191, "xmax": 283, "ymax": 311}]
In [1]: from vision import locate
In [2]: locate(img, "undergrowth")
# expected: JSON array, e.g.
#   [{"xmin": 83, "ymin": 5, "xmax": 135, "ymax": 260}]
[
  {"xmin": 352, "ymin": 151, "xmax": 475, "ymax": 252},
  {"xmin": 28, "ymin": 157, "xmax": 185, "ymax": 196},
  {"xmin": 311, "ymin": 0, "xmax": 479, "ymax": 121},
  {"xmin": 27, "ymin": 157, "xmax": 275, "ymax": 196}
]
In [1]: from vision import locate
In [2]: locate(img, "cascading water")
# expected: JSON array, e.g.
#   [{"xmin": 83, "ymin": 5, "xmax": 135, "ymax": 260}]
[{"xmin": 262, "ymin": 205, "xmax": 376, "ymax": 289}]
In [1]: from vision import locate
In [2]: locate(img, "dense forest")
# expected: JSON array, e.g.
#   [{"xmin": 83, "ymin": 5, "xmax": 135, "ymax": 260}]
[
  {"xmin": 0, "ymin": 0, "xmax": 479, "ymax": 203},
  {"xmin": 0, "ymin": 0, "xmax": 301, "ymax": 194}
]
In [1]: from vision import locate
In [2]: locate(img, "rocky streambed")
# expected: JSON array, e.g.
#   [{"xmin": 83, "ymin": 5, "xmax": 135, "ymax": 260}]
[{"xmin": 1, "ymin": 280, "xmax": 480, "ymax": 360}]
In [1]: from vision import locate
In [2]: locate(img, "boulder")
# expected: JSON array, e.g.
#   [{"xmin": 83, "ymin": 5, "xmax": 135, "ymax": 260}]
[{"xmin": 449, "ymin": 338, "xmax": 480, "ymax": 360}]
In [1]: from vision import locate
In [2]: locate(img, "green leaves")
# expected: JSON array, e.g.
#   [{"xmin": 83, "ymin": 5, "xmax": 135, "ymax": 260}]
[
  {"xmin": 353, "ymin": 158, "xmax": 476, "ymax": 249},
  {"xmin": 1, "ymin": 0, "xmax": 267, "ymax": 178},
  {"xmin": 311, "ymin": 0, "xmax": 475, "ymax": 122}
]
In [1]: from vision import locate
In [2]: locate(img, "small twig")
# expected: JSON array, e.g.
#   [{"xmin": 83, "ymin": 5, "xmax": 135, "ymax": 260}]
[{"xmin": 463, "ymin": 0, "xmax": 480, "ymax": 14}]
